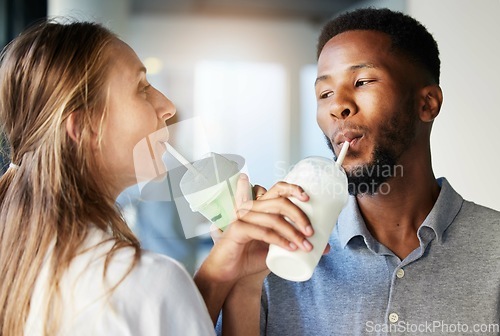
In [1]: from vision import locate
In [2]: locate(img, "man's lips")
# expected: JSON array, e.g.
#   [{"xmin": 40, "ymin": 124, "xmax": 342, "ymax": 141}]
[{"xmin": 334, "ymin": 131, "xmax": 363, "ymax": 148}]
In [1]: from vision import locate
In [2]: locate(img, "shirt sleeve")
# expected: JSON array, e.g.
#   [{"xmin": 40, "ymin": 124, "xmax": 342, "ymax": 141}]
[{"xmin": 102, "ymin": 251, "xmax": 216, "ymax": 336}]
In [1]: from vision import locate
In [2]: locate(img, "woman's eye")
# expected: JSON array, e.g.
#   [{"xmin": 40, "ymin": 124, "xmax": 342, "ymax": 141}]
[
  {"xmin": 319, "ymin": 91, "xmax": 334, "ymax": 99},
  {"xmin": 141, "ymin": 84, "xmax": 151, "ymax": 94}
]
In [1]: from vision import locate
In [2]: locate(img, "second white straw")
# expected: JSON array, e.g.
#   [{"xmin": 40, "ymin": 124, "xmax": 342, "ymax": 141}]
[
  {"xmin": 335, "ymin": 141, "xmax": 350, "ymax": 167},
  {"xmin": 165, "ymin": 142, "xmax": 200, "ymax": 175}
]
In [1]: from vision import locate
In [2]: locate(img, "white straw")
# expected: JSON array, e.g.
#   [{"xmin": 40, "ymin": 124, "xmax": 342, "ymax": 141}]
[
  {"xmin": 335, "ymin": 141, "xmax": 350, "ymax": 167},
  {"xmin": 165, "ymin": 142, "xmax": 200, "ymax": 175},
  {"xmin": 210, "ymin": 154, "xmax": 221, "ymax": 183}
]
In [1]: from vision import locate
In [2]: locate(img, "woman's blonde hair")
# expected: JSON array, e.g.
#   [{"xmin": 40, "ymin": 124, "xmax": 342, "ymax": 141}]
[{"xmin": 0, "ymin": 19, "xmax": 140, "ymax": 335}]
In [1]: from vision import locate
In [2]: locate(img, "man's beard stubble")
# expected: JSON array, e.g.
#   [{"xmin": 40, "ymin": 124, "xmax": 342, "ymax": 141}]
[{"xmin": 327, "ymin": 103, "xmax": 417, "ymax": 196}]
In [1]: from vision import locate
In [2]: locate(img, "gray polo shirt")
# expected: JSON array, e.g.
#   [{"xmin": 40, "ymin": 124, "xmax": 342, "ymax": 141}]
[{"xmin": 261, "ymin": 178, "xmax": 500, "ymax": 335}]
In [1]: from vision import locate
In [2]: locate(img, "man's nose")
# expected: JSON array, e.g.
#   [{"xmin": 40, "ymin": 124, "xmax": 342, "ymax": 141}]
[{"xmin": 329, "ymin": 90, "xmax": 356, "ymax": 120}]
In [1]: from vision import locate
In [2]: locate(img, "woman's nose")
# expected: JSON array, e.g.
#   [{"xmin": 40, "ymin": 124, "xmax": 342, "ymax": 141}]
[{"xmin": 153, "ymin": 87, "xmax": 176, "ymax": 122}]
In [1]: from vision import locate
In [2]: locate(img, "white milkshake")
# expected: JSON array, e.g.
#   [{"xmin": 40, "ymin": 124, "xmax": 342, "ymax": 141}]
[{"xmin": 266, "ymin": 143, "xmax": 349, "ymax": 281}]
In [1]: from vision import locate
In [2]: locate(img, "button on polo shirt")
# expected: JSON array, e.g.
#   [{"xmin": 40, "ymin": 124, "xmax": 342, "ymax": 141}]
[{"xmin": 388, "ymin": 313, "xmax": 399, "ymax": 323}]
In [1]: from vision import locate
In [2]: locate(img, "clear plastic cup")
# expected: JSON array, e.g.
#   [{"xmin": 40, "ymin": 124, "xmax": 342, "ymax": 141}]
[
  {"xmin": 266, "ymin": 156, "xmax": 349, "ymax": 281},
  {"xmin": 180, "ymin": 153, "xmax": 251, "ymax": 230}
]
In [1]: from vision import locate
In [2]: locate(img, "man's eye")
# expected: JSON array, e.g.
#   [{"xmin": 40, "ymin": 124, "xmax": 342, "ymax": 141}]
[
  {"xmin": 319, "ymin": 91, "xmax": 334, "ymax": 99},
  {"xmin": 355, "ymin": 79, "xmax": 374, "ymax": 87}
]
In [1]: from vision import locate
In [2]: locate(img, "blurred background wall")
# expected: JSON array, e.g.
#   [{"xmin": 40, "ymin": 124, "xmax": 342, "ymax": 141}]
[
  {"xmin": 2, "ymin": 0, "xmax": 499, "ymax": 269},
  {"xmin": 3, "ymin": 0, "xmax": 499, "ymax": 206},
  {"xmin": 408, "ymin": 0, "xmax": 500, "ymax": 213},
  {"xmin": 47, "ymin": 0, "xmax": 500, "ymax": 211}
]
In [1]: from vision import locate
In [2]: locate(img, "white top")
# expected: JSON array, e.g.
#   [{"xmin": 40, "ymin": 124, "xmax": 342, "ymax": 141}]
[{"xmin": 25, "ymin": 227, "xmax": 215, "ymax": 335}]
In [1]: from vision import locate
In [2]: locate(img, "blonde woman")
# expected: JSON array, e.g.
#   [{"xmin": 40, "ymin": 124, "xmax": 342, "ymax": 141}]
[{"xmin": 0, "ymin": 20, "xmax": 314, "ymax": 335}]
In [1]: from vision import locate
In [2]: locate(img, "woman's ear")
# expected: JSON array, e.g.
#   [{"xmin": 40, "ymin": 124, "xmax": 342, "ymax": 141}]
[
  {"xmin": 418, "ymin": 85, "xmax": 443, "ymax": 122},
  {"xmin": 66, "ymin": 112, "xmax": 80, "ymax": 142}
]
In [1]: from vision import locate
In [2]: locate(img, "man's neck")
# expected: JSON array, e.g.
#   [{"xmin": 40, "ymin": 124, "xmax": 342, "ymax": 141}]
[{"xmin": 355, "ymin": 166, "xmax": 440, "ymax": 260}]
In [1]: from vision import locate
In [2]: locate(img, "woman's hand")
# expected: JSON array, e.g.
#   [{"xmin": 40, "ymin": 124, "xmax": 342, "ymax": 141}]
[
  {"xmin": 194, "ymin": 173, "xmax": 331, "ymax": 325},
  {"xmin": 199, "ymin": 174, "xmax": 314, "ymax": 284}
]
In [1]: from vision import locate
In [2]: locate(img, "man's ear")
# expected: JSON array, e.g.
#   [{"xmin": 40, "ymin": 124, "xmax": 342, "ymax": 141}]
[
  {"xmin": 66, "ymin": 112, "xmax": 81, "ymax": 142},
  {"xmin": 418, "ymin": 85, "xmax": 443, "ymax": 122}
]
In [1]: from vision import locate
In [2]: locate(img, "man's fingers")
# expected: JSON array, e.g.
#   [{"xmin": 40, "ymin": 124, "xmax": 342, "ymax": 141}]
[
  {"xmin": 234, "ymin": 173, "xmax": 252, "ymax": 207},
  {"xmin": 210, "ymin": 224, "xmax": 223, "ymax": 243},
  {"xmin": 253, "ymin": 184, "xmax": 267, "ymax": 200}
]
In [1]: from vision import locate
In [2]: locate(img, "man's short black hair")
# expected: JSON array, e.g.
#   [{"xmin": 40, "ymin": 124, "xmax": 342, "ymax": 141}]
[{"xmin": 317, "ymin": 7, "xmax": 440, "ymax": 84}]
